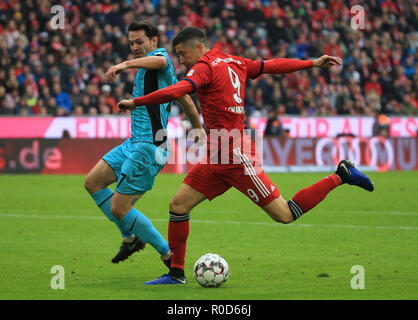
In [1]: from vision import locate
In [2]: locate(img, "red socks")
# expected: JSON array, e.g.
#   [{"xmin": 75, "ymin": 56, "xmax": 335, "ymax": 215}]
[
  {"xmin": 168, "ymin": 212, "xmax": 190, "ymax": 270},
  {"xmin": 289, "ymin": 174, "xmax": 341, "ymax": 218}
]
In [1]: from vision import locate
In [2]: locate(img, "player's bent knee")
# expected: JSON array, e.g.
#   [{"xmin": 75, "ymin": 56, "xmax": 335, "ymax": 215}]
[
  {"xmin": 266, "ymin": 211, "xmax": 293, "ymax": 224},
  {"xmin": 169, "ymin": 197, "xmax": 180, "ymax": 213},
  {"xmin": 84, "ymin": 176, "xmax": 96, "ymax": 194},
  {"xmin": 84, "ymin": 176, "xmax": 104, "ymax": 195},
  {"xmin": 263, "ymin": 198, "xmax": 294, "ymax": 224},
  {"xmin": 277, "ymin": 214, "xmax": 294, "ymax": 224},
  {"xmin": 169, "ymin": 197, "xmax": 189, "ymax": 214}
]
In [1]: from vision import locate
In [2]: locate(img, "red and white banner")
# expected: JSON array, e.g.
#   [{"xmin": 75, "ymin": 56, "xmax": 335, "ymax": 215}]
[
  {"xmin": 0, "ymin": 137, "xmax": 417, "ymax": 174},
  {"xmin": 0, "ymin": 116, "xmax": 417, "ymax": 139}
]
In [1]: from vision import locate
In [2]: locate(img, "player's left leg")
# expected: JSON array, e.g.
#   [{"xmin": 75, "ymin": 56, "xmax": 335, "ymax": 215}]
[
  {"xmin": 263, "ymin": 160, "xmax": 374, "ymax": 223},
  {"xmin": 230, "ymin": 149, "xmax": 374, "ymax": 223},
  {"xmin": 234, "ymin": 168, "xmax": 339, "ymax": 223},
  {"xmin": 262, "ymin": 173, "xmax": 342, "ymax": 223}
]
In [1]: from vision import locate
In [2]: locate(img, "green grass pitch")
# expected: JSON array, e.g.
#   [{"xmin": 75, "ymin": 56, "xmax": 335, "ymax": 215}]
[{"xmin": 0, "ymin": 171, "xmax": 417, "ymax": 300}]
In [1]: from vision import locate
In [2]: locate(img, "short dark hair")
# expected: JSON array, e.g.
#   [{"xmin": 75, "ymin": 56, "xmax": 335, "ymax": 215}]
[
  {"xmin": 172, "ymin": 27, "xmax": 208, "ymax": 48},
  {"xmin": 128, "ymin": 20, "xmax": 159, "ymax": 39}
]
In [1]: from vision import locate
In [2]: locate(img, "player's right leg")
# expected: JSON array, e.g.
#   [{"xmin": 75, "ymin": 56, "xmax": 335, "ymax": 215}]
[
  {"xmin": 144, "ymin": 183, "xmax": 207, "ymax": 285},
  {"xmin": 84, "ymin": 152, "xmax": 145, "ymax": 263},
  {"xmin": 145, "ymin": 163, "xmax": 229, "ymax": 285}
]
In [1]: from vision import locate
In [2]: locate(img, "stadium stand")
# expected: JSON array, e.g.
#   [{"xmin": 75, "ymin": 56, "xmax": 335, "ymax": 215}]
[{"xmin": 0, "ymin": 0, "xmax": 416, "ymax": 118}]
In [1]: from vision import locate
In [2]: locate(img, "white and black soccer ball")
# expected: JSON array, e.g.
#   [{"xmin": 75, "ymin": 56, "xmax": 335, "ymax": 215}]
[{"xmin": 193, "ymin": 253, "xmax": 229, "ymax": 288}]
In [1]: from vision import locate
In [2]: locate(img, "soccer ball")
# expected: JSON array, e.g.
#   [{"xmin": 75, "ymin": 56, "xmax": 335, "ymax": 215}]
[{"xmin": 193, "ymin": 253, "xmax": 229, "ymax": 288}]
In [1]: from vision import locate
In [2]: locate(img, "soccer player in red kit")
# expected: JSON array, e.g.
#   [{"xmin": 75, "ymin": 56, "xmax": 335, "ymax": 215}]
[{"xmin": 117, "ymin": 27, "xmax": 374, "ymax": 285}]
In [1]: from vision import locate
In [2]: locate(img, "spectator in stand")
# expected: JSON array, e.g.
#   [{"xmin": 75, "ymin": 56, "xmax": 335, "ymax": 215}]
[
  {"xmin": 45, "ymin": 97, "xmax": 58, "ymax": 116},
  {"xmin": 403, "ymin": 55, "xmax": 416, "ymax": 78},
  {"xmin": 214, "ymin": 34, "xmax": 233, "ymax": 55},
  {"xmin": 52, "ymin": 83, "xmax": 72, "ymax": 115},
  {"xmin": 372, "ymin": 114, "xmax": 390, "ymax": 138},
  {"xmin": 73, "ymin": 105, "xmax": 84, "ymax": 116},
  {"xmin": 78, "ymin": 95, "xmax": 91, "ymax": 114},
  {"xmin": 69, "ymin": 85, "xmax": 82, "ymax": 110},
  {"xmin": 3, "ymin": 87, "xmax": 19, "ymax": 115},
  {"xmin": 400, "ymin": 93, "xmax": 418, "ymax": 115},
  {"xmin": 264, "ymin": 109, "xmax": 284, "ymax": 137},
  {"xmin": 22, "ymin": 86, "xmax": 38, "ymax": 114},
  {"xmin": 365, "ymin": 73, "xmax": 383, "ymax": 97},
  {"xmin": 323, "ymin": 33, "xmax": 342, "ymax": 58},
  {"xmin": 180, "ymin": 5, "xmax": 204, "ymax": 29}
]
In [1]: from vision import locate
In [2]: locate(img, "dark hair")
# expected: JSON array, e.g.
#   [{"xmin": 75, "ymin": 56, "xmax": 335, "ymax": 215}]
[
  {"xmin": 128, "ymin": 20, "xmax": 159, "ymax": 39},
  {"xmin": 172, "ymin": 27, "xmax": 208, "ymax": 48}
]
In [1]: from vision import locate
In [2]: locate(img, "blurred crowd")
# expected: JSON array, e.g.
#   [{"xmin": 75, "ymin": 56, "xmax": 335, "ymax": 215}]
[{"xmin": 0, "ymin": 0, "xmax": 417, "ymax": 121}]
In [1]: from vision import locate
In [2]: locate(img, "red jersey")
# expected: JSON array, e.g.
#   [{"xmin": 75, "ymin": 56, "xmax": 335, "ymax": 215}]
[
  {"xmin": 183, "ymin": 48, "xmax": 262, "ymax": 132},
  {"xmin": 182, "ymin": 49, "xmax": 265, "ymax": 164}
]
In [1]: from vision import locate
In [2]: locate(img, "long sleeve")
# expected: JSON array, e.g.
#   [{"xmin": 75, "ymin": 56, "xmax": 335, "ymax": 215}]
[
  {"xmin": 133, "ymin": 80, "xmax": 195, "ymax": 107},
  {"xmin": 245, "ymin": 58, "xmax": 313, "ymax": 78},
  {"xmin": 263, "ymin": 58, "xmax": 313, "ymax": 74}
]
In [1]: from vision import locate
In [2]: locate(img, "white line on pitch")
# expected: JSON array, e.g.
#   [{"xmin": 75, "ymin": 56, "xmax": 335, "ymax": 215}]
[
  {"xmin": 2, "ymin": 208, "xmax": 418, "ymax": 216},
  {"xmin": 0, "ymin": 212, "xmax": 417, "ymax": 231},
  {"xmin": 196, "ymin": 209, "xmax": 418, "ymax": 216}
]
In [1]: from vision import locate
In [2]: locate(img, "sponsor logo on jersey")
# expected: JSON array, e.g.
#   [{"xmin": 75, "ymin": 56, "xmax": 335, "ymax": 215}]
[
  {"xmin": 225, "ymin": 106, "xmax": 245, "ymax": 114},
  {"xmin": 211, "ymin": 57, "xmax": 242, "ymax": 67}
]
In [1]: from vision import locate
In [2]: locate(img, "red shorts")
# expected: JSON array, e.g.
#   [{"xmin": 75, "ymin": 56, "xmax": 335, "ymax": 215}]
[{"xmin": 183, "ymin": 156, "xmax": 280, "ymax": 208}]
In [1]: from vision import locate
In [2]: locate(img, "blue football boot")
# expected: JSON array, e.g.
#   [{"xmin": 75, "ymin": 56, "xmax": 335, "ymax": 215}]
[
  {"xmin": 336, "ymin": 160, "xmax": 374, "ymax": 192},
  {"xmin": 144, "ymin": 273, "xmax": 187, "ymax": 285}
]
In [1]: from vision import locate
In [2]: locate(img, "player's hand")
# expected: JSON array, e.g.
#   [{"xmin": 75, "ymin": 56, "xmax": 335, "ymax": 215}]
[
  {"xmin": 117, "ymin": 99, "xmax": 136, "ymax": 112},
  {"xmin": 313, "ymin": 55, "xmax": 342, "ymax": 68},
  {"xmin": 191, "ymin": 128, "xmax": 207, "ymax": 147},
  {"xmin": 105, "ymin": 62, "xmax": 128, "ymax": 83}
]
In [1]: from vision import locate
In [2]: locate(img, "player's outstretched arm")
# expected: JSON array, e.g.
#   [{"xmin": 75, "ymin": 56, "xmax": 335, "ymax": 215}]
[
  {"xmin": 105, "ymin": 56, "xmax": 167, "ymax": 83},
  {"xmin": 117, "ymin": 80, "xmax": 194, "ymax": 112},
  {"xmin": 255, "ymin": 55, "xmax": 342, "ymax": 77}
]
